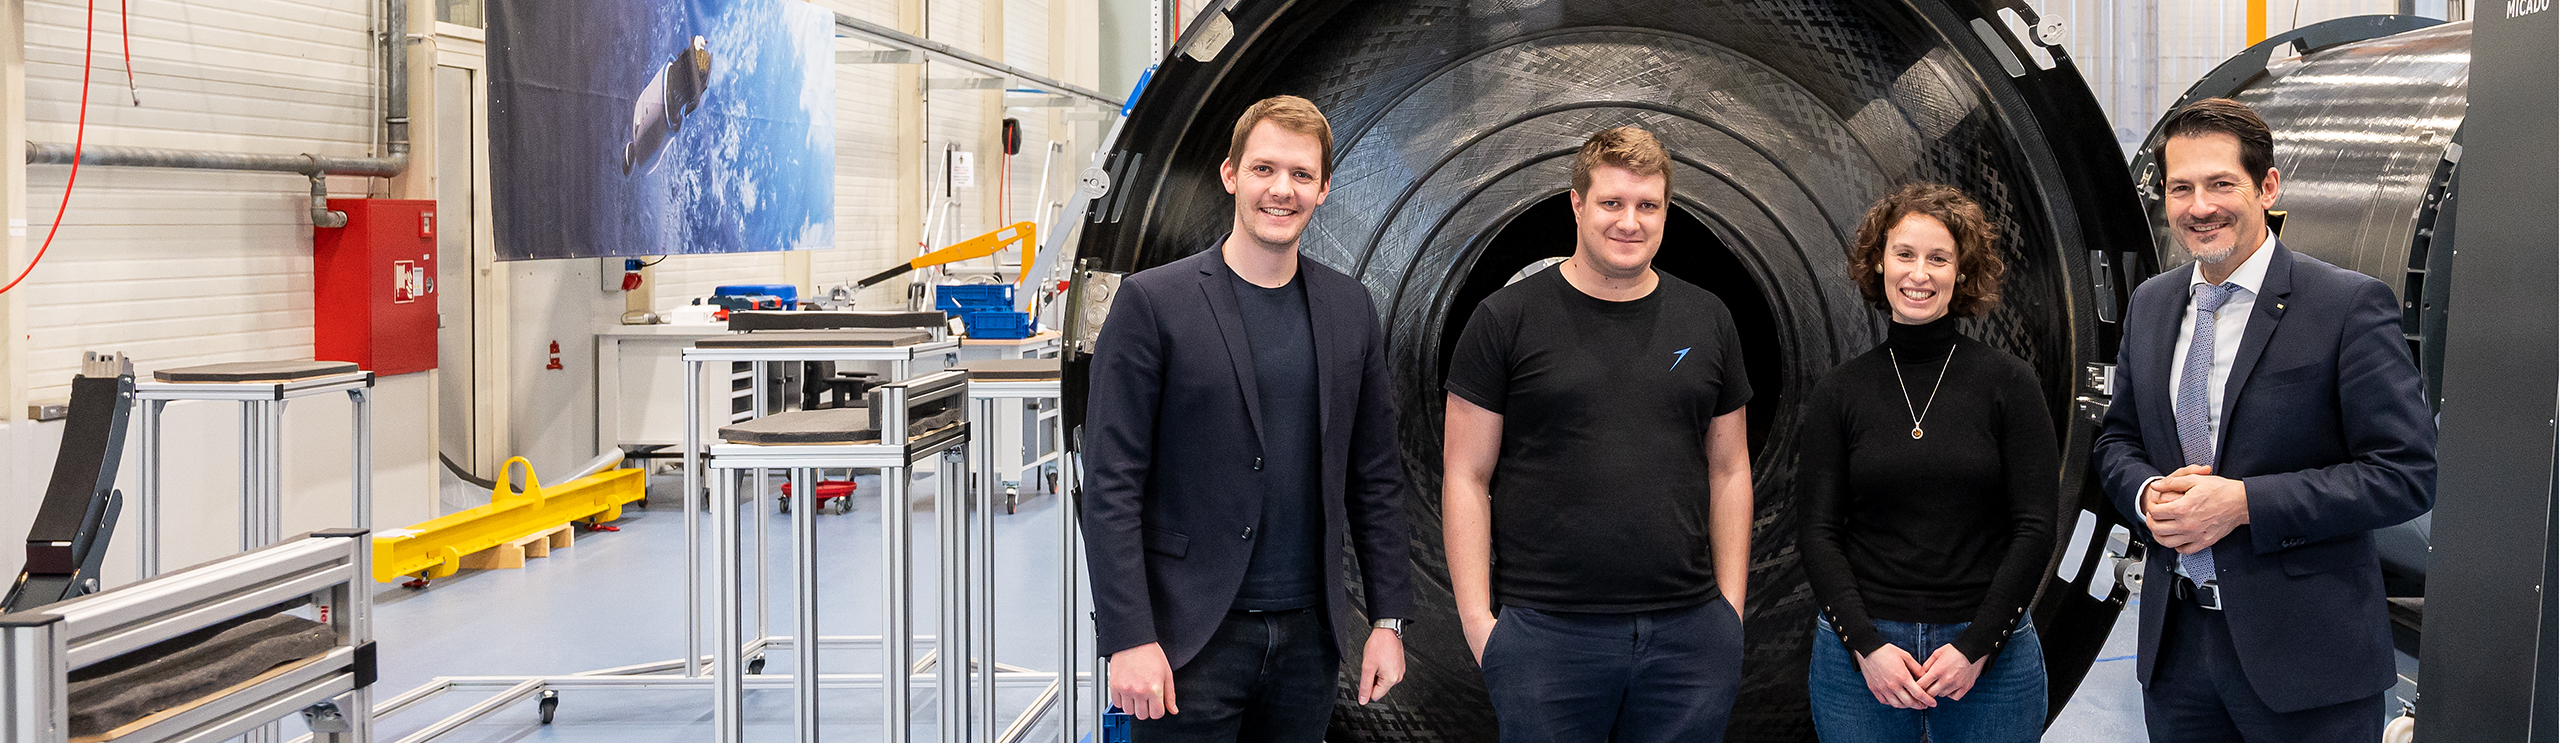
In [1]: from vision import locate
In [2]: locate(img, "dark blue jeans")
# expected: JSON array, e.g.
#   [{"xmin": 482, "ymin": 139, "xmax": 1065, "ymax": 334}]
[
  {"xmin": 1809, "ymin": 614, "xmax": 2046, "ymax": 743},
  {"xmin": 1128, "ymin": 607, "xmax": 1337, "ymax": 743},
  {"xmin": 1480, "ymin": 597, "xmax": 1745, "ymax": 743}
]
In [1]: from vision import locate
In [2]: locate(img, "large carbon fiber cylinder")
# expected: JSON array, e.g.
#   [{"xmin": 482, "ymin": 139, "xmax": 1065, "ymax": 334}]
[{"xmin": 1063, "ymin": 2, "xmax": 2152, "ymax": 739}]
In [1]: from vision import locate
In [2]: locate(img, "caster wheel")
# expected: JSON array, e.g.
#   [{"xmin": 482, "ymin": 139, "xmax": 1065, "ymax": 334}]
[
  {"xmin": 400, "ymin": 576, "xmax": 430, "ymax": 590},
  {"xmin": 778, "ymin": 498, "xmax": 792, "ymax": 514},
  {"xmin": 747, "ymin": 656, "xmax": 767, "ymax": 675},
  {"xmin": 537, "ymin": 690, "xmax": 558, "ymax": 724}
]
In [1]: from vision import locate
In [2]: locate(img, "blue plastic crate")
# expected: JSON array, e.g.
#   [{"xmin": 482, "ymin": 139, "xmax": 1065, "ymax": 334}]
[
  {"xmin": 935, "ymin": 284, "xmax": 1015, "ymax": 313},
  {"xmin": 961, "ymin": 310, "xmax": 1034, "ymax": 339},
  {"xmin": 1100, "ymin": 706, "xmax": 1133, "ymax": 743},
  {"xmin": 714, "ymin": 284, "xmax": 798, "ymax": 304}
]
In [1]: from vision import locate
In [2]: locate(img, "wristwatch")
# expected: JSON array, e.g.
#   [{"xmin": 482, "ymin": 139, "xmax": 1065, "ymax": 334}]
[{"xmin": 1372, "ymin": 618, "xmax": 1407, "ymax": 639}]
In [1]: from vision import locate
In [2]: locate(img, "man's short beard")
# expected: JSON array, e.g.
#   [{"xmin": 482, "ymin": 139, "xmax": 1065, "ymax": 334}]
[{"xmin": 2189, "ymin": 241, "xmax": 2238, "ymax": 265}]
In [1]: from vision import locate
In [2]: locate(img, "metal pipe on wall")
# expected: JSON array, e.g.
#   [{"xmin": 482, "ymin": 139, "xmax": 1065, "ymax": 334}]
[{"xmin": 19, "ymin": 0, "xmax": 413, "ymax": 227}]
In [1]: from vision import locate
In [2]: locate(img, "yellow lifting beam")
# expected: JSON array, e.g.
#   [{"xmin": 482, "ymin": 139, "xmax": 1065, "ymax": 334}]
[
  {"xmin": 854, "ymin": 221, "xmax": 1039, "ymax": 290},
  {"xmin": 371, "ymin": 458, "xmax": 645, "ymax": 583}
]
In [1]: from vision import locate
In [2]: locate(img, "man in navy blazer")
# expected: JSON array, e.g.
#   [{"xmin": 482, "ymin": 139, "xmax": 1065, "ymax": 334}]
[
  {"xmin": 1082, "ymin": 95, "xmax": 1413, "ymax": 741},
  {"xmin": 2093, "ymin": 98, "xmax": 2435, "ymax": 741}
]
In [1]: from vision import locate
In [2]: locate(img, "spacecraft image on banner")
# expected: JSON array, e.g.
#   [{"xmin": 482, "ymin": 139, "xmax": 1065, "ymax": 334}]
[
  {"xmin": 626, "ymin": 36, "xmax": 716, "ymax": 175},
  {"xmin": 488, "ymin": 0, "xmax": 834, "ymax": 260}
]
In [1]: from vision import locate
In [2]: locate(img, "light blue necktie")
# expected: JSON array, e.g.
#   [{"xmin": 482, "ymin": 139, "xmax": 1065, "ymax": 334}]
[{"xmin": 2174, "ymin": 282, "xmax": 2234, "ymax": 583}]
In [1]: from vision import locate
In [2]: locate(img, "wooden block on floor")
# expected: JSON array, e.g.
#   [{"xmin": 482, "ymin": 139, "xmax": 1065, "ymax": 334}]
[
  {"xmin": 523, "ymin": 525, "xmax": 573, "ymax": 557},
  {"xmin": 458, "ymin": 541, "xmax": 524, "ymax": 570},
  {"xmin": 459, "ymin": 525, "xmax": 574, "ymax": 569}
]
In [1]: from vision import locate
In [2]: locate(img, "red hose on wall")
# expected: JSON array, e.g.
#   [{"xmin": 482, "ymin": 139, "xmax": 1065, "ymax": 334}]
[{"xmin": 3, "ymin": 0, "xmax": 108, "ymax": 295}]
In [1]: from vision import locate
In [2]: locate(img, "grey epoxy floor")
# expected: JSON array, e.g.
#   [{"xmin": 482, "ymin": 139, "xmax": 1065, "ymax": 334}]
[
  {"xmin": 370, "ymin": 468, "xmax": 1091, "ymax": 742},
  {"xmin": 364, "ymin": 471, "xmax": 2415, "ymax": 741}
]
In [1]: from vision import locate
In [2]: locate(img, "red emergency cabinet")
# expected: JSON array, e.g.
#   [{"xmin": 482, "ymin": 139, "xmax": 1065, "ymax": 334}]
[{"xmin": 313, "ymin": 199, "xmax": 438, "ymax": 376}]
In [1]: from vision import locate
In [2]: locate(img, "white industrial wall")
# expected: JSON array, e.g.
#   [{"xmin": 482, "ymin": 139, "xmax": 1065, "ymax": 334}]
[
  {"xmin": 0, "ymin": 0, "xmax": 1106, "ymax": 586},
  {"xmin": 810, "ymin": 0, "xmax": 906, "ymax": 297},
  {"xmin": 0, "ymin": 0, "xmax": 438, "ymax": 584}
]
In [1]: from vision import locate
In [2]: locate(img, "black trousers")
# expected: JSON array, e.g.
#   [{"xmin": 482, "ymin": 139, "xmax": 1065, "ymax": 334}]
[
  {"xmin": 1129, "ymin": 608, "xmax": 1338, "ymax": 743},
  {"xmin": 2144, "ymin": 597, "xmax": 2384, "ymax": 742}
]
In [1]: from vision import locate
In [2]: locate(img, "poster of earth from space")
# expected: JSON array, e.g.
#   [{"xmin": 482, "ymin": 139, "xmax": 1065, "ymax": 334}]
[{"xmin": 488, "ymin": 0, "xmax": 834, "ymax": 260}]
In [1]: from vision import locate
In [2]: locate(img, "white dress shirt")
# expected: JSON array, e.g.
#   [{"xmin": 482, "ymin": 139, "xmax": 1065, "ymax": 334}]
[
  {"xmin": 2169, "ymin": 231, "xmax": 2277, "ymax": 462},
  {"xmin": 2147, "ymin": 233, "xmax": 2276, "ymax": 577}
]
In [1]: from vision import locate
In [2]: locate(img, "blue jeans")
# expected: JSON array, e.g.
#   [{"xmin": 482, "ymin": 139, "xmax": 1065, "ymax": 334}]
[
  {"xmin": 1808, "ymin": 614, "xmax": 2046, "ymax": 743},
  {"xmin": 1480, "ymin": 598, "xmax": 1745, "ymax": 743}
]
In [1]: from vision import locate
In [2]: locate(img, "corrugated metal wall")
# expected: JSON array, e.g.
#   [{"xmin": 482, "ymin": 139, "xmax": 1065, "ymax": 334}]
[
  {"xmin": 2, "ymin": 0, "xmax": 446, "ymax": 585},
  {"xmin": 810, "ymin": 0, "xmax": 906, "ymax": 298},
  {"xmin": 19, "ymin": 0, "xmax": 383, "ymax": 401}
]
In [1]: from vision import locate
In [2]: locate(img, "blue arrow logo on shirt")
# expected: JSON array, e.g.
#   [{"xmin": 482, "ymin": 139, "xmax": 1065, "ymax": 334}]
[{"xmin": 1671, "ymin": 347, "xmax": 1691, "ymax": 370}]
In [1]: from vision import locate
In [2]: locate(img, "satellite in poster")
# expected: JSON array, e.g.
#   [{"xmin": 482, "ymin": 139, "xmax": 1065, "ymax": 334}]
[{"xmin": 488, "ymin": 0, "xmax": 835, "ymax": 261}]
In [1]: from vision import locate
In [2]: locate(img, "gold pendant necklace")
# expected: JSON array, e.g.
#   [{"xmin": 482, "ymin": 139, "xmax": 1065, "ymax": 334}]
[{"xmin": 1889, "ymin": 347, "xmax": 1956, "ymax": 440}]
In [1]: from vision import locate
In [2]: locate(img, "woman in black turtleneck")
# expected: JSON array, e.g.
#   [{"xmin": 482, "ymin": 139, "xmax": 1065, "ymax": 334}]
[{"xmin": 1798, "ymin": 184, "xmax": 2057, "ymax": 742}]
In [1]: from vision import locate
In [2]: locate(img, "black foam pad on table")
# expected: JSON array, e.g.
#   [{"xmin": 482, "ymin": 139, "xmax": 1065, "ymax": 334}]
[
  {"xmin": 696, "ymin": 330, "xmax": 933, "ymax": 349},
  {"xmin": 729, "ymin": 311, "xmax": 947, "ymax": 331},
  {"xmin": 67, "ymin": 612, "xmax": 339, "ymax": 737},
  {"xmin": 720, "ymin": 408, "xmax": 877, "ymax": 444},
  {"xmin": 719, "ymin": 407, "xmax": 967, "ymax": 445},
  {"xmin": 951, "ymin": 358, "xmax": 1062, "ymax": 380},
  {"xmin": 152, "ymin": 361, "xmax": 361, "ymax": 383}
]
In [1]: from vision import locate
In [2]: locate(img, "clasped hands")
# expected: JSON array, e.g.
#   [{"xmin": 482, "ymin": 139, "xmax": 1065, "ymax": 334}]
[
  {"xmin": 1857, "ymin": 641, "xmax": 1988, "ymax": 709},
  {"xmin": 2145, "ymin": 464, "xmax": 2250, "ymax": 555}
]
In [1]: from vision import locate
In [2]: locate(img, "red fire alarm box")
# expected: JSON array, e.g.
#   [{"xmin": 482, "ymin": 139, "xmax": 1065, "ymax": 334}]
[{"xmin": 314, "ymin": 199, "xmax": 438, "ymax": 376}]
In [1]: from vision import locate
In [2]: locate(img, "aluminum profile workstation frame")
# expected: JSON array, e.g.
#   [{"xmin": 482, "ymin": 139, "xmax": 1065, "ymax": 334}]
[
  {"xmin": 707, "ymin": 369, "xmax": 1045, "ymax": 742},
  {"xmin": 959, "ymin": 366, "xmax": 1092, "ymax": 743},
  {"xmin": 130, "ymin": 367, "xmax": 377, "ymax": 578},
  {"xmin": 678, "ymin": 329, "xmax": 959, "ymax": 685},
  {"xmin": 0, "ymin": 530, "xmax": 379, "ymax": 743},
  {"xmin": 360, "ymin": 370, "xmax": 1052, "ymax": 743}
]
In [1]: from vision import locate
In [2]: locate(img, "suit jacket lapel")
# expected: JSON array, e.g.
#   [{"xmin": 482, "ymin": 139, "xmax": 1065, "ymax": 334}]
[
  {"xmin": 1199, "ymin": 250, "xmax": 1266, "ymax": 450},
  {"xmin": 1304, "ymin": 261, "xmax": 1340, "ymax": 442},
  {"xmin": 2216, "ymin": 241, "xmax": 2293, "ymax": 457},
  {"xmin": 2146, "ymin": 263, "xmax": 2193, "ymax": 469}
]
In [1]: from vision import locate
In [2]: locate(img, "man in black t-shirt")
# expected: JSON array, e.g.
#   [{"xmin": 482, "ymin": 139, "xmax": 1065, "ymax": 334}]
[
  {"xmin": 1083, "ymin": 95, "xmax": 1414, "ymax": 742},
  {"xmin": 1442, "ymin": 126, "xmax": 1754, "ymax": 742}
]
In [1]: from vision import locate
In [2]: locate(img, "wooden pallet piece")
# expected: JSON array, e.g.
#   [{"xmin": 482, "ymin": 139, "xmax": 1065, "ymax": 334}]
[{"xmin": 456, "ymin": 525, "xmax": 574, "ymax": 571}]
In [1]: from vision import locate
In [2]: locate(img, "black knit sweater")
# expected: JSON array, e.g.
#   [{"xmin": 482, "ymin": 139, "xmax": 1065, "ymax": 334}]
[{"xmin": 1796, "ymin": 316, "xmax": 2059, "ymax": 661}]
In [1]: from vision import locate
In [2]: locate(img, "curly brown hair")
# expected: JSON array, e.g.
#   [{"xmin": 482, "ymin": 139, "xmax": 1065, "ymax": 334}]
[{"xmin": 1847, "ymin": 183, "xmax": 2006, "ymax": 317}]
